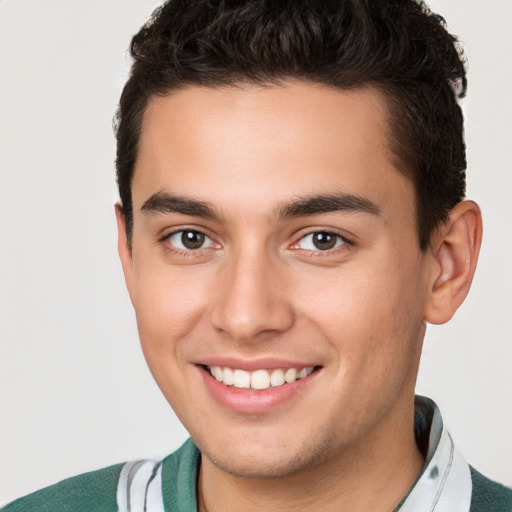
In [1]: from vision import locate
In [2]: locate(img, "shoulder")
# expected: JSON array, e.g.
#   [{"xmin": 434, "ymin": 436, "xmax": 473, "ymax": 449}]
[
  {"xmin": 470, "ymin": 467, "xmax": 512, "ymax": 512},
  {"xmin": 2, "ymin": 463, "xmax": 124, "ymax": 512},
  {"xmin": 1, "ymin": 440, "xmax": 200, "ymax": 512},
  {"xmin": 160, "ymin": 438, "xmax": 200, "ymax": 510}
]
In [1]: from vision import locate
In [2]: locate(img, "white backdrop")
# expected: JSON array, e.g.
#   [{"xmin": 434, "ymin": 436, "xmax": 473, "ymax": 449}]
[{"xmin": 1, "ymin": 0, "xmax": 511, "ymax": 504}]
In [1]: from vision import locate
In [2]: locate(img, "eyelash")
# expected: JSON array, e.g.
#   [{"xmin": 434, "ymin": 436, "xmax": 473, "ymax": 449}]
[
  {"xmin": 159, "ymin": 228, "xmax": 353, "ymax": 257},
  {"xmin": 159, "ymin": 228, "xmax": 219, "ymax": 257},
  {"xmin": 290, "ymin": 229, "xmax": 353, "ymax": 256}
]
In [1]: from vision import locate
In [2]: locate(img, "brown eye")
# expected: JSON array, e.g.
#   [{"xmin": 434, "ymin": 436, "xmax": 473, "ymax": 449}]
[
  {"xmin": 297, "ymin": 232, "xmax": 345, "ymax": 251},
  {"xmin": 167, "ymin": 230, "xmax": 211, "ymax": 250},
  {"xmin": 181, "ymin": 230, "xmax": 205, "ymax": 249},
  {"xmin": 312, "ymin": 232, "xmax": 337, "ymax": 250}
]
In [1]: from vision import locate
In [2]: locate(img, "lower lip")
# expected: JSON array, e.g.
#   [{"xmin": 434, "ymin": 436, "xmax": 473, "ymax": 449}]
[{"xmin": 198, "ymin": 366, "xmax": 319, "ymax": 414}]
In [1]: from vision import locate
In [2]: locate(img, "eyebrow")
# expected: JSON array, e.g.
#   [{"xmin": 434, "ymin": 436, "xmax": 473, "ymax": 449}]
[
  {"xmin": 141, "ymin": 191, "xmax": 223, "ymax": 221},
  {"xmin": 274, "ymin": 193, "xmax": 381, "ymax": 220},
  {"xmin": 140, "ymin": 190, "xmax": 380, "ymax": 222}
]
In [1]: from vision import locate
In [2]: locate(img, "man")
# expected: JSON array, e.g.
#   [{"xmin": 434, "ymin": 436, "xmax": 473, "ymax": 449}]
[{"xmin": 3, "ymin": 0, "xmax": 511, "ymax": 511}]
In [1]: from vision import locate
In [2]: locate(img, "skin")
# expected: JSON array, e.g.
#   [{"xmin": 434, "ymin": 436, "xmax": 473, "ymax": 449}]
[{"xmin": 116, "ymin": 82, "xmax": 482, "ymax": 511}]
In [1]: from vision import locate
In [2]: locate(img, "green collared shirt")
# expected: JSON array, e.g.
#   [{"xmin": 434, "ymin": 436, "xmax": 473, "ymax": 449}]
[{"xmin": 4, "ymin": 397, "xmax": 512, "ymax": 511}]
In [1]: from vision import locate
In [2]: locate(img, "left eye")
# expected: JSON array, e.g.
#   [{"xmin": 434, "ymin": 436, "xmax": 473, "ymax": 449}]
[
  {"xmin": 296, "ymin": 232, "xmax": 345, "ymax": 251},
  {"xmin": 167, "ymin": 230, "xmax": 215, "ymax": 250}
]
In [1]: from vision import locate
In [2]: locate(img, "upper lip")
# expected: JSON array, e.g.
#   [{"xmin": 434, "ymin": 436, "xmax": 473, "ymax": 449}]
[{"xmin": 195, "ymin": 356, "xmax": 320, "ymax": 372}]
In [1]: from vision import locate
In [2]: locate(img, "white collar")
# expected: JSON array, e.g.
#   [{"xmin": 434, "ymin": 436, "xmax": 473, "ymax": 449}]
[
  {"xmin": 397, "ymin": 397, "xmax": 472, "ymax": 511},
  {"xmin": 116, "ymin": 398, "xmax": 473, "ymax": 512}
]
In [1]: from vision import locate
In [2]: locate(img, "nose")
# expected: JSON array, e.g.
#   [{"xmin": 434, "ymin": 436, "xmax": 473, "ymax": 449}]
[{"xmin": 209, "ymin": 250, "xmax": 295, "ymax": 342}]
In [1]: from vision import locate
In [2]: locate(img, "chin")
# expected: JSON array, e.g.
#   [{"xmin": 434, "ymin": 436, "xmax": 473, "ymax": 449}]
[
  {"xmin": 208, "ymin": 451, "xmax": 318, "ymax": 479},
  {"xmin": 196, "ymin": 426, "xmax": 337, "ymax": 479}
]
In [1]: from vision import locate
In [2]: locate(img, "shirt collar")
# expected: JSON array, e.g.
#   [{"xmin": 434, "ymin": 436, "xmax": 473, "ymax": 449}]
[
  {"xmin": 395, "ymin": 396, "xmax": 472, "ymax": 512},
  {"xmin": 117, "ymin": 397, "xmax": 473, "ymax": 512}
]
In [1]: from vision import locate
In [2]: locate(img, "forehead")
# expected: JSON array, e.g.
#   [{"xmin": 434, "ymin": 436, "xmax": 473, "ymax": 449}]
[{"xmin": 133, "ymin": 82, "xmax": 413, "ymax": 221}]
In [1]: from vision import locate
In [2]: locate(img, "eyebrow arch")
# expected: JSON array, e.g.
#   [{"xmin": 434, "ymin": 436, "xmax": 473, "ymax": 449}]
[
  {"xmin": 274, "ymin": 193, "xmax": 381, "ymax": 220},
  {"xmin": 141, "ymin": 191, "xmax": 223, "ymax": 221}
]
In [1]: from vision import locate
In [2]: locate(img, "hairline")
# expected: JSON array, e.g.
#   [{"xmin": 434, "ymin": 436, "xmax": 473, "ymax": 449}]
[{"xmin": 120, "ymin": 79, "xmax": 430, "ymax": 252}]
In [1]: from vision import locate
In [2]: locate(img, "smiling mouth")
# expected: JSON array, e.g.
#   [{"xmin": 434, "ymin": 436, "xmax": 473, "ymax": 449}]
[{"xmin": 205, "ymin": 365, "xmax": 318, "ymax": 391}]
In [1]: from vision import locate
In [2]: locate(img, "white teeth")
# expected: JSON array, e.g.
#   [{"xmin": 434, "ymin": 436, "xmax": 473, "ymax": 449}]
[
  {"xmin": 297, "ymin": 367, "xmax": 308, "ymax": 379},
  {"xmin": 223, "ymin": 367, "xmax": 234, "ymax": 386},
  {"xmin": 233, "ymin": 369, "xmax": 251, "ymax": 389},
  {"xmin": 251, "ymin": 369, "xmax": 270, "ymax": 390},
  {"xmin": 284, "ymin": 368, "xmax": 297, "ymax": 383},
  {"xmin": 270, "ymin": 369, "xmax": 285, "ymax": 387},
  {"xmin": 208, "ymin": 365, "xmax": 315, "ymax": 390},
  {"xmin": 212, "ymin": 366, "xmax": 223, "ymax": 382}
]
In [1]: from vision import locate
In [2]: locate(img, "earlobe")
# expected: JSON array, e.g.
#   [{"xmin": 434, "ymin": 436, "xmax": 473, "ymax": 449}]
[
  {"xmin": 424, "ymin": 200, "xmax": 483, "ymax": 325},
  {"xmin": 115, "ymin": 203, "xmax": 135, "ymax": 300}
]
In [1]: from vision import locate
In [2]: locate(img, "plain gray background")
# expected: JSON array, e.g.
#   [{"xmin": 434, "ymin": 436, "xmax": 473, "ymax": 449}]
[{"xmin": 1, "ymin": 0, "xmax": 511, "ymax": 504}]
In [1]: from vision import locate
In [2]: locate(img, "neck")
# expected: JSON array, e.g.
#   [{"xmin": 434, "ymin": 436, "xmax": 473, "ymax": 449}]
[{"xmin": 198, "ymin": 400, "xmax": 424, "ymax": 512}]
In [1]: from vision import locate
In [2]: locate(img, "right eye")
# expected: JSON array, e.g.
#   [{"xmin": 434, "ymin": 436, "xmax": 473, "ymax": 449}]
[{"xmin": 165, "ymin": 230, "xmax": 217, "ymax": 251}]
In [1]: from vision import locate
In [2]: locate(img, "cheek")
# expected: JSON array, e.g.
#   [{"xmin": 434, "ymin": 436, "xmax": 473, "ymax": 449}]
[
  {"xmin": 131, "ymin": 264, "xmax": 210, "ymax": 358},
  {"xmin": 131, "ymin": 268, "xmax": 212, "ymax": 415},
  {"xmin": 294, "ymin": 253, "xmax": 426, "ymax": 363}
]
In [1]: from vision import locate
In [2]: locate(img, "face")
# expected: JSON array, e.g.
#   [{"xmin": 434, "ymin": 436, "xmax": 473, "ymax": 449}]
[{"xmin": 118, "ymin": 83, "xmax": 433, "ymax": 478}]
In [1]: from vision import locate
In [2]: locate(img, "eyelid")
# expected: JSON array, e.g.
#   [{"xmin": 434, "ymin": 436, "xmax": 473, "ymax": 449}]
[
  {"xmin": 158, "ymin": 225, "xmax": 354, "ymax": 255},
  {"xmin": 159, "ymin": 225, "xmax": 214, "ymax": 242},
  {"xmin": 289, "ymin": 228, "xmax": 354, "ymax": 252},
  {"xmin": 159, "ymin": 226, "xmax": 221, "ymax": 253}
]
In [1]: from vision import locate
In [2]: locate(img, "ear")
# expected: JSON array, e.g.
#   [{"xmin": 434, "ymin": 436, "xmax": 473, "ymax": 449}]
[
  {"xmin": 424, "ymin": 200, "xmax": 483, "ymax": 325},
  {"xmin": 115, "ymin": 203, "xmax": 135, "ymax": 302}
]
